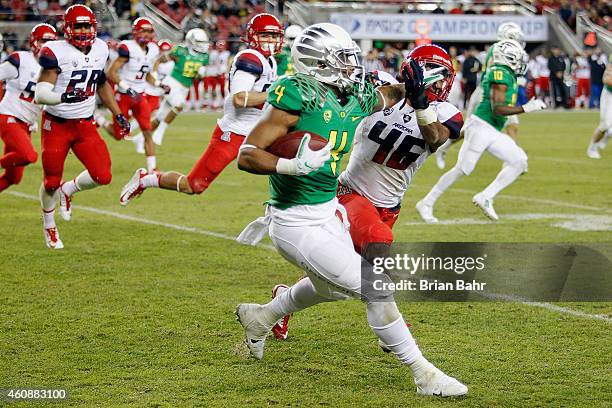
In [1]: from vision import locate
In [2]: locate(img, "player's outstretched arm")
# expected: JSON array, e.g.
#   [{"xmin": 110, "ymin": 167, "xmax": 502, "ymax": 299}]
[
  {"xmin": 0, "ymin": 58, "xmax": 18, "ymax": 81},
  {"xmin": 490, "ymin": 83, "xmax": 528, "ymax": 116},
  {"xmin": 238, "ymin": 106, "xmax": 299, "ymax": 175},
  {"xmin": 373, "ymin": 84, "xmax": 405, "ymax": 112},
  {"xmin": 420, "ymin": 122, "xmax": 450, "ymax": 152}
]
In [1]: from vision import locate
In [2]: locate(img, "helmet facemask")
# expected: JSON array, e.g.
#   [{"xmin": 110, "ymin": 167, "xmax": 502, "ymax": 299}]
[{"xmin": 493, "ymin": 40, "xmax": 528, "ymax": 76}]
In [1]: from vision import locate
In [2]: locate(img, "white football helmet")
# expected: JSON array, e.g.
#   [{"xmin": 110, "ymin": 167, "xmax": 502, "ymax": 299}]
[
  {"xmin": 497, "ymin": 22, "xmax": 525, "ymax": 47},
  {"xmin": 284, "ymin": 24, "xmax": 302, "ymax": 49},
  {"xmin": 492, "ymin": 39, "xmax": 528, "ymax": 76},
  {"xmin": 185, "ymin": 28, "xmax": 209, "ymax": 54},
  {"xmin": 292, "ymin": 23, "xmax": 364, "ymax": 92}
]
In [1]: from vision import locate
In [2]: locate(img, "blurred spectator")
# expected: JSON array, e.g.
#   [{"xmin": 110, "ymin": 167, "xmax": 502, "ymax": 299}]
[
  {"xmin": 364, "ymin": 48, "xmax": 383, "ymax": 73},
  {"xmin": 573, "ymin": 50, "xmax": 591, "ymax": 108},
  {"xmin": 449, "ymin": 3, "xmax": 463, "ymax": 14},
  {"xmin": 589, "ymin": 48, "xmax": 607, "ymax": 108},
  {"xmin": 548, "ymin": 45, "xmax": 569, "ymax": 108},
  {"xmin": 462, "ymin": 47, "xmax": 482, "ymax": 107},
  {"xmin": 558, "ymin": 0, "xmax": 575, "ymax": 29},
  {"xmin": 432, "ymin": 5, "xmax": 444, "ymax": 14},
  {"xmin": 0, "ymin": 0, "xmax": 15, "ymax": 21},
  {"xmin": 181, "ymin": 8, "xmax": 204, "ymax": 31}
]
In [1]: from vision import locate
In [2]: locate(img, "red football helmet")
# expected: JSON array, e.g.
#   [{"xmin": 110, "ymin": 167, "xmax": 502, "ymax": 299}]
[
  {"xmin": 158, "ymin": 38, "xmax": 173, "ymax": 52},
  {"xmin": 242, "ymin": 13, "xmax": 283, "ymax": 57},
  {"xmin": 404, "ymin": 44, "xmax": 456, "ymax": 102},
  {"xmin": 132, "ymin": 17, "xmax": 155, "ymax": 45},
  {"xmin": 30, "ymin": 23, "xmax": 58, "ymax": 56},
  {"xmin": 63, "ymin": 5, "xmax": 97, "ymax": 49}
]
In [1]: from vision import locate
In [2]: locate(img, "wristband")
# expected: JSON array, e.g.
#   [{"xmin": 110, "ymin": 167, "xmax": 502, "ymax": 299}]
[
  {"xmin": 118, "ymin": 80, "xmax": 130, "ymax": 91},
  {"xmin": 416, "ymin": 106, "xmax": 437, "ymax": 126},
  {"xmin": 275, "ymin": 157, "xmax": 297, "ymax": 175}
]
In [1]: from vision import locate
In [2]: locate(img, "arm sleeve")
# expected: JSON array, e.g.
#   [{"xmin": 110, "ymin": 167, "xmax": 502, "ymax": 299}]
[
  {"xmin": 0, "ymin": 60, "xmax": 19, "ymax": 81},
  {"xmin": 229, "ymin": 69, "xmax": 257, "ymax": 95},
  {"xmin": 34, "ymin": 81, "xmax": 62, "ymax": 105}
]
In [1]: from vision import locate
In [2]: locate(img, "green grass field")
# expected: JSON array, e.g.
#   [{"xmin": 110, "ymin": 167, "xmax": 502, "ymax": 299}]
[{"xmin": 1, "ymin": 111, "xmax": 611, "ymax": 407}]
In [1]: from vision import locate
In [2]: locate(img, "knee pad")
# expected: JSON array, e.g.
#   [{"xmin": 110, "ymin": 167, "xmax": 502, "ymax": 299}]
[
  {"xmin": 44, "ymin": 176, "xmax": 61, "ymax": 192},
  {"xmin": 24, "ymin": 150, "xmax": 38, "ymax": 165},
  {"xmin": 187, "ymin": 176, "xmax": 207, "ymax": 195},
  {"xmin": 92, "ymin": 171, "xmax": 112, "ymax": 186}
]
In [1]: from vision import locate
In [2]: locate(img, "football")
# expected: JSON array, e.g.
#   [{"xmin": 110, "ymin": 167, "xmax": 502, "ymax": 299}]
[{"xmin": 266, "ymin": 131, "xmax": 328, "ymax": 159}]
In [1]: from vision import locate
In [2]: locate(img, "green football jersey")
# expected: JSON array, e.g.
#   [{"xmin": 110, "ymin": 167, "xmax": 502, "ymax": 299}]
[
  {"xmin": 267, "ymin": 74, "xmax": 378, "ymax": 209},
  {"xmin": 275, "ymin": 46, "xmax": 293, "ymax": 76},
  {"xmin": 169, "ymin": 45, "xmax": 209, "ymax": 88},
  {"xmin": 474, "ymin": 64, "xmax": 517, "ymax": 131}
]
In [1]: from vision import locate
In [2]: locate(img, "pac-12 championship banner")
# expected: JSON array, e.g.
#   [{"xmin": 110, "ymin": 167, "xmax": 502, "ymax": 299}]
[{"xmin": 330, "ymin": 13, "xmax": 549, "ymax": 42}]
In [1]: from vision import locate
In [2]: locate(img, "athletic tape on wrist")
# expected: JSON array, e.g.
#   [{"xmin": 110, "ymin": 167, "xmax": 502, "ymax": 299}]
[
  {"xmin": 416, "ymin": 106, "xmax": 437, "ymax": 126},
  {"xmin": 276, "ymin": 158, "xmax": 297, "ymax": 175}
]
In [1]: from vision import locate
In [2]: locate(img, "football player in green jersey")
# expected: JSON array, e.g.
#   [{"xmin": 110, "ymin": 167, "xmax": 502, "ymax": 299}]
[
  {"xmin": 150, "ymin": 28, "xmax": 210, "ymax": 146},
  {"xmin": 275, "ymin": 24, "xmax": 301, "ymax": 76},
  {"xmin": 234, "ymin": 23, "xmax": 468, "ymax": 397},
  {"xmin": 418, "ymin": 39, "xmax": 546, "ymax": 223},
  {"xmin": 437, "ymin": 22, "xmax": 526, "ymax": 169}
]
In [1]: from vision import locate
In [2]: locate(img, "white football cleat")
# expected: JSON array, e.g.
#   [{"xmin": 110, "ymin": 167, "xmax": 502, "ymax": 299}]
[
  {"xmin": 415, "ymin": 365, "xmax": 468, "ymax": 397},
  {"xmin": 435, "ymin": 149, "xmax": 446, "ymax": 169},
  {"xmin": 236, "ymin": 303, "xmax": 272, "ymax": 360},
  {"xmin": 58, "ymin": 184, "xmax": 72, "ymax": 221},
  {"xmin": 587, "ymin": 144, "xmax": 601, "ymax": 159},
  {"xmin": 43, "ymin": 225, "xmax": 64, "ymax": 249},
  {"xmin": 119, "ymin": 168, "xmax": 147, "ymax": 206},
  {"xmin": 416, "ymin": 200, "xmax": 438, "ymax": 224},
  {"xmin": 472, "ymin": 193, "xmax": 498, "ymax": 221},
  {"xmin": 152, "ymin": 128, "xmax": 164, "ymax": 146},
  {"xmin": 271, "ymin": 284, "xmax": 290, "ymax": 341}
]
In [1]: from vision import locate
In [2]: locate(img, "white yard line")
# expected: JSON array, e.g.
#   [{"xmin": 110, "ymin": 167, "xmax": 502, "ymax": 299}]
[
  {"xmin": 6, "ymin": 191, "xmax": 610, "ymax": 323},
  {"xmin": 6, "ymin": 191, "xmax": 274, "ymax": 250}
]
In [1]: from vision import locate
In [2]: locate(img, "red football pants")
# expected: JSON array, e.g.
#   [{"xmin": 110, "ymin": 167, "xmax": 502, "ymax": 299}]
[
  {"xmin": 576, "ymin": 78, "xmax": 590, "ymax": 98},
  {"xmin": 0, "ymin": 114, "xmax": 37, "ymax": 191},
  {"xmin": 41, "ymin": 112, "xmax": 112, "ymax": 191},
  {"xmin": 187, "ymin": 124, "xmax": 244, "ymax": 194},
  {"xmin": 113, "ymin": 93, "xmax": 152, "ymax": 139},
  {"xmin": 145, "ymin": 94, "xmax": 160, "ymax": 112},
  {"xmin": 338, "ymin": 189, "xmax": 400, "ymax": 255},
  {"xmin": 216, "ymin": 75, "xmax": 226, "ymax": 97}
]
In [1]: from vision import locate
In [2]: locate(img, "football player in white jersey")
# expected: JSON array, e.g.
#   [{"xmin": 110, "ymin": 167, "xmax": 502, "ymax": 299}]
[
  {"xmin": 0, "ymin": 24, "xmax": 57, "ymax": 193},
  {"xmin": 213, "ymin": 40, "xmax": 230, "ymax": 109},
  {"xmin": 339, "ymin": 46, "xmax": 462, "ymax": 255},
  {"xmin": 202, "ymin": 41, "xmax": 219, "ymax": 110},
  {"xmin": 101, "ymin": 17, "xmax": 167, "ymax": 173},
  {"xmin": 34, "ymin": 4, "xmax": 129, "ymax": 249},
  {"xmin": 119, "ymin": 13, "xmax": 283, "ymax": 204},
  {"xmin": 587, "ymin": 55, "xmax": 612, "ymax": 159}
]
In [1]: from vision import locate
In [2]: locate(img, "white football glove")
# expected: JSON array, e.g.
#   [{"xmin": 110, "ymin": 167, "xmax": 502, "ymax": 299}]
[
  {"xmin": 276, "ymin": 133, "xmax": 333, "ymax": 176},
  {"xmin": 516, "ymin": 76, "xmax": 527, "ymax": 87},
  {"xmin": 522, "ymin": 97, "xmax": 546, "ymax": 113}
]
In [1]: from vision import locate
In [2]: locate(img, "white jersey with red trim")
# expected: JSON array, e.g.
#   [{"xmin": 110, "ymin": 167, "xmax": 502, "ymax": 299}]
[
  {"xmin": 39, "ymin": 38, "xmax": 109, "ymax": 119},
  {"xmin": 575, "ymin": 56, "xmax": 590, "ymax": 80},
  {"xmin": 206, "ymin": 49, "xmax": 219, "ymax": 76},
  {"xmin": 117, "ymin": 39, "xmax": 160, "ymax": 93},
  {"xmin": 339, "ymin": 100, "xmax": 463, "ymax": 208},
  {"xmin": 217, "ymin": 49, "xmax": 277, "ymax": 136},
  {"xmin": 0, "ymin": 51, "xmax": 42, "ymax": 125},
  {"xmin": 217, "ymin": 50, "xmax": 230, "ymax": 75},
  {"xmin": 536, "ymin": 55, "xmax": 550, "ymax": 78},
  {"xmin": 145, "ymin": 60, "xmax": 174, "ymax": 96}
]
